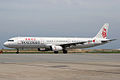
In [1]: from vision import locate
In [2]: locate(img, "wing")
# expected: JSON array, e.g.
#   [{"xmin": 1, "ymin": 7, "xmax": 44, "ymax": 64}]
[{"xmin": 59, "ymin": 41, "xmax": 88, "ymax": 48}]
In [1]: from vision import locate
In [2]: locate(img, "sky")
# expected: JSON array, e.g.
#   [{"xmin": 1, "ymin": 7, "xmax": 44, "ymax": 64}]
[{"xmin": 0, "ymin": 0, "xmax": 120, "ymax": 49}]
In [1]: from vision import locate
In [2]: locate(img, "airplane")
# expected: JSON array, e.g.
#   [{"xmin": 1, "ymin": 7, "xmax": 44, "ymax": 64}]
[{"xmin": 3, "ymin": 23, "xmax": 116, "ymax": 54}]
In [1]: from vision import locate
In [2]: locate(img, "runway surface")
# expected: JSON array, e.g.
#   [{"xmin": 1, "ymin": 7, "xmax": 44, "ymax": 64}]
[{"xmin": 0, "ymin": 53, "xmax": 120, "ymax": 80}]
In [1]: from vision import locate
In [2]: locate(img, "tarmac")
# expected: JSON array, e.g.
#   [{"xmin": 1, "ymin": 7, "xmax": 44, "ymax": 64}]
[{"xmin": 0, "ymin": 53, "xmax": 120, "ymax": 80}]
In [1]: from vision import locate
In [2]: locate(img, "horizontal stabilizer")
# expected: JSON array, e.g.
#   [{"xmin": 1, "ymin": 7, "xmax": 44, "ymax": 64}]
[{"xmin": 101, "ymin": 39, "xmax": 117, "ymax": 43}]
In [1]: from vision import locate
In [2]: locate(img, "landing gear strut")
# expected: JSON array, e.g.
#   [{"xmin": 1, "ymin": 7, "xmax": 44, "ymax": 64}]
[
  {"xmin": 54, "ymin": 51, "xmax": 59, "ymax": 54},
  {"xmin": 16, "ymin": 49, "xmax": 19, "ymax": 54},
  {"xmin": 63, "ymin": 49, "xmax": 67, "ymax": 54}
]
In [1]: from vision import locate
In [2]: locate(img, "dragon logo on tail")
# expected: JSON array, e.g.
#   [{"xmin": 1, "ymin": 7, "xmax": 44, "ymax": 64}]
[{"xmin": 102, "ymin": 28, "xmax": 107, "ymax": 38}]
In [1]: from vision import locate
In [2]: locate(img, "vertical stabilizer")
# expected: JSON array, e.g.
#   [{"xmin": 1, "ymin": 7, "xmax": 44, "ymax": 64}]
[{"xmin": 94, "ymin": 23, "xmax": 109, "ymax": 39}]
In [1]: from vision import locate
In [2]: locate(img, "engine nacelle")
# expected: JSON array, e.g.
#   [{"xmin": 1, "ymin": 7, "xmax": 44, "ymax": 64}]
[{"xmin": 50, "ymin": 45, "xmax": 63, "ymax": 51}]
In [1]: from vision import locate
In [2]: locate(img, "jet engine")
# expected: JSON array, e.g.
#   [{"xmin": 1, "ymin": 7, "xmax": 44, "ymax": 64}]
[{"xmin": 50, "ymin": 45, "xmax": 63, "ymax": 51}]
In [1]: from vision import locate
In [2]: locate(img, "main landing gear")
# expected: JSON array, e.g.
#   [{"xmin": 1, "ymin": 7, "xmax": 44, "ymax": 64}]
[
  {"xmin": 63, "ymin": 49, "xmax": 67, "ymax": 54},
  {"xmin": 54, "ymin": 51, "xmax": 59, "ymax": 54},
  {"xmin": 54, "ymin": 50, "xmax": 68, "ymax": 54}
]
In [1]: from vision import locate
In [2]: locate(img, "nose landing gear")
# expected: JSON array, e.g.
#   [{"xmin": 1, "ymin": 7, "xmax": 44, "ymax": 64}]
[{"xmin": 16, "ymin": 49, "xmax": 19, "ymax": 54}]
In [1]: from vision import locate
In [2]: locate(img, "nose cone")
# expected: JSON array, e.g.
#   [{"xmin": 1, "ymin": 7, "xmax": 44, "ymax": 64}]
[{"xmin": 4, "ymin": 42, "xmax": 8, "ymax": 47}]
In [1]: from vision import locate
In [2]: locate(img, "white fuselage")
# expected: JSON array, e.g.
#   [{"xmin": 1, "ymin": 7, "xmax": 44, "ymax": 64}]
[{"xmin": 4, "ymin": 37, "xmax": 108, "ymax": 49}]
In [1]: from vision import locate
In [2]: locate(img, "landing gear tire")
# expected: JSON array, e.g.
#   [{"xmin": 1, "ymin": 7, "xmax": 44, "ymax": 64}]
[
  {"xmin": 63, "ymin": 50, "xmax": 67, "ymax": 54},
  {"xmin": 16, "ymin": 49, "xmax": 19, "ymax": 54},
  {"xmin": 54, "ymin": 51, "xmax": 59, "ymax": 54}
]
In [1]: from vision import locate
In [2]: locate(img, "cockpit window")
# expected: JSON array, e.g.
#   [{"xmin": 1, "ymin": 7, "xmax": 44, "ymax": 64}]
[{"xmin": 8, "ymin": 40, "xmax": 14, "ymax": 42}]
